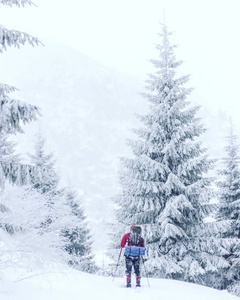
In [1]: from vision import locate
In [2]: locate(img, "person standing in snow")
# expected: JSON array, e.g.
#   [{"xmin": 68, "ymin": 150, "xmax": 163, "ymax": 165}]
[{"xmin": 120, "ymin": 225, "xmax": 145, "ymax": 288}]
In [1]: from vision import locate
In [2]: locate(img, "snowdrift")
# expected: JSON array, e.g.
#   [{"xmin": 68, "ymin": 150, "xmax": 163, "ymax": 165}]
[{"xmin": 0, "ymin": 268, "xmax": 237, "ymax": 300}]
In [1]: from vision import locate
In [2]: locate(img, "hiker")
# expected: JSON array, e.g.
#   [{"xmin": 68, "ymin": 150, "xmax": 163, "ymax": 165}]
[{"xmin": 120, "ymin": 225, "xmax": 145, "ymax": 288}]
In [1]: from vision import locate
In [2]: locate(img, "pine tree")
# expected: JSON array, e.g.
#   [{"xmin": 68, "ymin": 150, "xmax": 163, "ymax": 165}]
[
  {"xmin": 28, "ymin": 128, "xmax": 63, "ymax": 233},
  {"xmin": 0, "ymin": 0, "xmax": 40, "ymax": 135},
  {"xmin": 0, "ymin": 1, "xmax": 40, "ymax": 184},
  {"xmin": 0, "ymin": 133, "xmax": 21, "ymax": 234},
  {"xmin": 113, "ymin": 24, "xmax": 227, "ymax": 285},
  {"xmin": 62, "ymin": 187, "xmax": 97, "ymax": 273},
  {"xmin": 28, "ymin": 128, "xmax": 59, "ymax": 193},
  {"xmin": 218, "ymin": 125, "xmax": 240, "ymax": 226},
  {"xmin": 0, "ymin": 133, "xmax": 20, "ymax": 187},
  {"xmin": 0, "ymin": 0, "xmax": 40, "ymax": 241},
  {"xmin": 217, "ymin": 124, "xmax": 240, "ymax": 292},
  {"xmin": 28, "ymin": 131, "xmax": 96, "ymax": 273}
]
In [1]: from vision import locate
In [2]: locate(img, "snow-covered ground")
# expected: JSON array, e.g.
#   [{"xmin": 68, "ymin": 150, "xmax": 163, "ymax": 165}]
[{"xmin": 0, "ymin": 268, "xmax": 238, "ymax": 300}]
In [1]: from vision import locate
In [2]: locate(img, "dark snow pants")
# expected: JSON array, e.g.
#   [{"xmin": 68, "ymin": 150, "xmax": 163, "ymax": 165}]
[{"xmin": 125, "ymin": 256, "xmax": 140, "ymax": 276}]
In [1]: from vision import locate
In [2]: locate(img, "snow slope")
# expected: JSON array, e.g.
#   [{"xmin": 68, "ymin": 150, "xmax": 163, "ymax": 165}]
[{"xmin": 0, "ymin": 268, "xmax": 238, "ymax": 300}]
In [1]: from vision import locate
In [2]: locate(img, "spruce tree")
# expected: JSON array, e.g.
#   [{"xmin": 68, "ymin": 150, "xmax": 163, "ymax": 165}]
[
  {"xmin": 0, "ymin": 133, "xmax": 20, "ymax": 187},
  {"xmin": 0, "ymin": 0, "xmax": 40, "ymax": 239},
  {"xmin": 0, "ymin": 134, "xmax": 21, "ymax": 234},
  {"xmin": 62, "ymin": 187, "xmax": 97, "ymax": 273},
  {"xmin": 0, "ymin": 0, "xmax": 40, "ymax": 135},
  {"xmin": 114, "ymin": 24, "xmax": 227, "ymax": 284},
  {"xmin": 217, "ymin": 125, "xmax": 240, "ymax": 226},
  {"xmin": 29, "ymin": 131, "xmax": 96, "ymax": 272},
  {"xmin": 217, "ymin": 124, "xmax": 240, "ymax": 292},
  {"xmin": 0, "ymin": 0, "xmax": 40, "ymax": 184},
  {"xmin": 28, "ymin": 128, "xmax": 59, "ymax": 193},
  {"xmin": 28, "ymin": 128, "xmax": 64, "ymax": 231}
]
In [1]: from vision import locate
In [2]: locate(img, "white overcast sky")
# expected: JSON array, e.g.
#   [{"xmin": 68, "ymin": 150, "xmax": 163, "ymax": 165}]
[{"xmin": 1, "ymin": 0, "xmax": 240, "ymax": 122}]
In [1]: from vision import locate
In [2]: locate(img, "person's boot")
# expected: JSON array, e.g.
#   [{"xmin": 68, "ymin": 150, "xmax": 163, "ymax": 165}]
[
  {"xmin": 126, "ymin": 274, "xmax": 131, "ymax": 288},
  {"xmin": 136, "ymin": 275, "xmax": 141, "ymax": 287}
]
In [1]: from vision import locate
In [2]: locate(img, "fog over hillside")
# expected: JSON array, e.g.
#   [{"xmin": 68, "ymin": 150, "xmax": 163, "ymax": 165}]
[{"xmin": 0, "ymin": 40, "xmax": 230, "ymax": 258}]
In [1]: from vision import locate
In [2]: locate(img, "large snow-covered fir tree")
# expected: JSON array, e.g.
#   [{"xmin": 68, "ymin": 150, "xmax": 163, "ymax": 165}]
[
  {"xmin": 0, "ymin": 0, "xmax": 40, "ymax": 133},
  {"xmin": 113, "ymin": 24, "xmax": 227, "ymax": 285},
  {"xmin": 216, "ymin": 124, "xmax": 240, "ymax": 292},
  {"xmin": 0, "ymin": 0, "xmax": 40, "ymax": 233},
  {"xmin": 0, "ymin": 0, "xmax": 40, "ymax": 184}
]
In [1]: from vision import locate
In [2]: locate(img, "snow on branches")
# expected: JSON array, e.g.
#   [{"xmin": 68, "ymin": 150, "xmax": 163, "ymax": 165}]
[
  {"xmin": 0, "ymin": 26, "xmax": 41, "ymax": 53},
  {"xmin": 0, "ymin": 83, "xmax": 18, "ymax": 95},
  {"xmin": 0, "ymin": 0, "xmax": 36, "ymax": 7},
  {"xmin": 0, "ymin": 98, "xmax": 40, "ymax": 134}
]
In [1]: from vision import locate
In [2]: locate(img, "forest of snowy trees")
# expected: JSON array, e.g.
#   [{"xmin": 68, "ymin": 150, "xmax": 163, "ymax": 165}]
[
  {"xmin": 1, "ymin": 0, "xmax": 240, "ymax": 298},
  {"xmin": 0, "ymin": 0, "xmax": 95, "ymax": 276}
]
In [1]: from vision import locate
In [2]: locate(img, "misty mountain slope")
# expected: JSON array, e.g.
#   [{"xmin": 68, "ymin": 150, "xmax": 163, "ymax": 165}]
[
  {"xmin": 0, "ymin": 40, "xmax": 148, "ymax": 253},
  {"xmin": 0, "ymin": 40, "xmax": 147, "ymax": 193}
]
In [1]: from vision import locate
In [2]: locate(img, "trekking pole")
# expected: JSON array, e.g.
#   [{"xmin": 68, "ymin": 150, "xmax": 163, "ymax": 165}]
[
  {"xmin": 112, "ymin": 248, "xmax": 122, "ymax": 282},
  {"xmin": 141, "ymin": 256, "xmax": 150, "ymax": 287}
]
